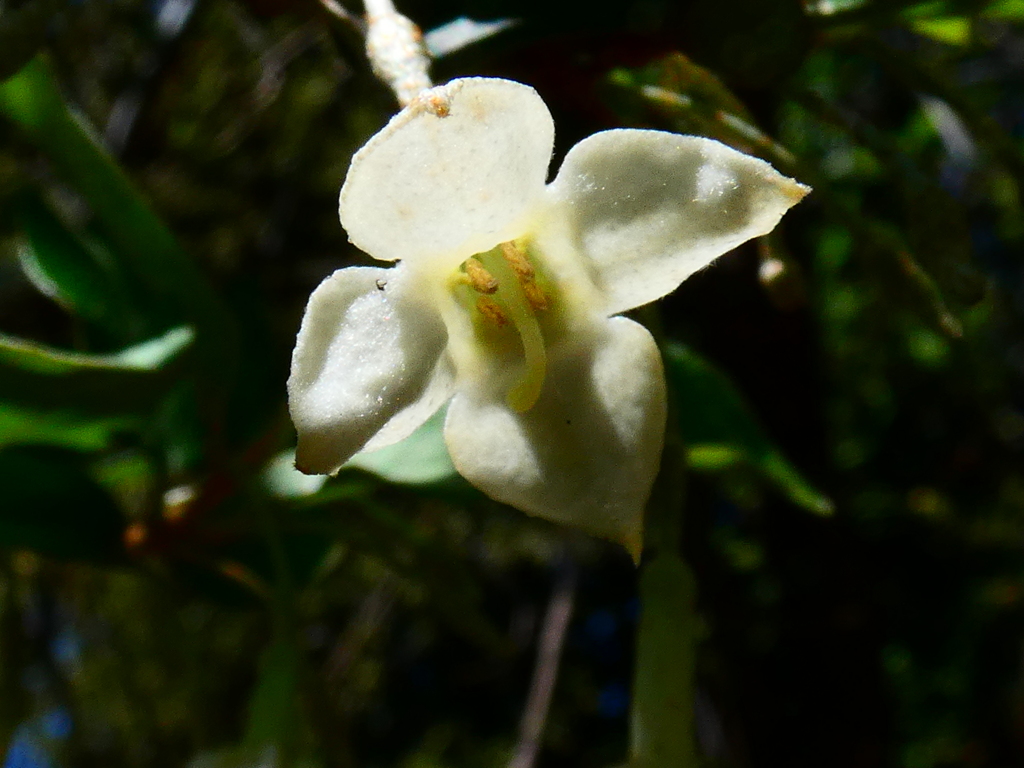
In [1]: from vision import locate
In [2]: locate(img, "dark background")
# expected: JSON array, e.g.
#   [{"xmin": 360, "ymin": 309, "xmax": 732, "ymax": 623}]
[{"xmin": 2, "ymin": 1, "xmax": 1024, "ymax": 766}]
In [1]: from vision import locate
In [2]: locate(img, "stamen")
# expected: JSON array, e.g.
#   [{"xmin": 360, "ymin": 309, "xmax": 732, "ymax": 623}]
[
  {"xmin": 464, "ymin": 257, "xmax": 499, "ymax": 294},
  {"xmin": 522, "ymin": 281, "xmax": 549, "ymax": 312},
  {"xmin": 476, "ymin": 296, "xmax": 509, "ymax": 326},
  {"xmin": 500, "ymin": 241, "xmax": 535, "ymax": 279},
  {"xmin": 501, "ymin": 239, "xmax": 549, "ymax": 313},
  {"xmin": 485, "ymin": 245, "xmax": 548, "ymax": 412}
]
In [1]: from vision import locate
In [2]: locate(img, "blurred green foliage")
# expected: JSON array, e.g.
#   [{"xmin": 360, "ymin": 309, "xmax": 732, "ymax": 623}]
[{"xmin": 2, "ymin": 0, "xmax": 1024, "ymax": 766}]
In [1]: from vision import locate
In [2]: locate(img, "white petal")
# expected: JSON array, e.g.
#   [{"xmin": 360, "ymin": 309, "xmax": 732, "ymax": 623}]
[
  {"xmin": 443, "ymin": 316, "xmax": 665, "ymax": 558},
  {"xmin": 339, "ymin": 78, "xmax": 555, "ymax": 271},
  {"xmin": 288, "ymin": 264, "xmax": 452, "ymax": 474},
  {"xmin": 361, "ymin": 357, "xmax": 454, "ymax": 453},
  {"xmin": 545, "ymin": 130, "xmax": 810, "ymax": 316}
]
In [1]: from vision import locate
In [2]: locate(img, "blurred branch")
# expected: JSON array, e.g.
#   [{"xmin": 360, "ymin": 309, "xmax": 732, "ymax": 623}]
[
  {"xmin": 862, "ymin": 39, "xmax": 1024, "ymax": 188},
  {"xmin": 361, "ymin": 0, "xmax": 431, "ymax": 105},
  {"xmin": 808, "ymin": 0, "xmax": 952, "ymax": 29},
  {"xmin": 288, "ymin": 492, "xmax": 515, "ymax": 656},
  {"xmin": 791, "ymin": 87, "xmax": 985, "ymax": 307},
  {"xmin": 363, "ymin": 0, "xmax": 397, "ymax": 16},
  {"xmin": 325, "ymin": 579, "xmax": 396, "ymax": 684},
  {"xmin": 508, "ymin": 560, "xmax": 577, "ymax": 768},
  {"xmin": 103, "ymin": 0, "xmax": 201, "ymax": 154},
  {"xmin": 318, "ymin": 0, "xmax": 363, "ymax": 29}
]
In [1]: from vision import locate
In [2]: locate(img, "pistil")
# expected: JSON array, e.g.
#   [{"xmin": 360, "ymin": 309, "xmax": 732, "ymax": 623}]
[{"xmin": 480, "ymin": 245, "xmax": 548, "ymax": 412}]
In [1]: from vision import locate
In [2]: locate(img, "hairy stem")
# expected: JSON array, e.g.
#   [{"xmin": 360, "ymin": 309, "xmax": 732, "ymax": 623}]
[{"xmin": 361, "ymin": 0, "xmax": 431, "ymax": 105}]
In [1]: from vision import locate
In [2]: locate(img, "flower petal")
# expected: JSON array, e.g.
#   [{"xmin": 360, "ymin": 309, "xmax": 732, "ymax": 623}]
[
  {"xmin": 545, "ymin": 130, "xmax": 810, "ymax": 315},
  {"xmin": 339, "ymin": 78, "xmax": 555, "ymax": 271},
  {"xmin": 361, "ymin": 359, "xmax": 454, "ymax": 453},
  {"xmin": 443, "ymin": 316, "xmax": 665, "ymax": 558},
  {"xmin": 288, "ymin": 265, "xmax": 452, "ymax": 474}
]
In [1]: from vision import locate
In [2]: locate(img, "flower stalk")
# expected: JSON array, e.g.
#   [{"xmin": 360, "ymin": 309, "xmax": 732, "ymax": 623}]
[
  {"xmin": 362, "ymin": 0, "xmax": 431, "ymax": 105},
  {"xmin": 630, "ymin": 416, "xmax": 699, "ymax": 767},
  {"xmin": 631, "ymin": 550, "xmax": 699, "ymax": 767}
]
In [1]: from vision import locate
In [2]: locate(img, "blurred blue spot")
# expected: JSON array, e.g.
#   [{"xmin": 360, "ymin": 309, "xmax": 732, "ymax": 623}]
[
  {"xmin": 39, "ymin": 709, "xmax": 72, "ymax": 741},
  {"xmin": 580, "ymin": 609, "xmax": 623, "ymax": 664},
  {"xmin": 2, "ymin": 708, "xmax": 72, "ymax": 768},
  {"xmin": 597, "ymin": 681, "xmax": 629, "ymax": 719},
  {"xmin": 3, "ymin": 728, "xmax": 54, "ymax": 768},
  {"xmin": 584, "ymin": 610, "xmax": 617, "ymax": 642},
  {"xmin": 50, "ymin": 631, "xmax": 81, "ymax": 672}
]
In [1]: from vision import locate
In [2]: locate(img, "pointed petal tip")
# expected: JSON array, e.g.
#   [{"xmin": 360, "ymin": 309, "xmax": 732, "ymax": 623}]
[
  {"xmin": 623, "ymin": 528, "xmax": 644, "ymax": 566},
  {"xmin": 784, "ymin": 177, "xmax": 812, "ymax": 204}
]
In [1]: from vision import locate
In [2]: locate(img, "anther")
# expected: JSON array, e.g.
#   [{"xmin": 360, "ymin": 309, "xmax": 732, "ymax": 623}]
[
  {"xmin": 465, "ymin": 258, "xmax": 499, "ymax": 294},
  {"xmin": 500, "ymin": 241, "xmax": 535, "ymax": 279},
  {"xmin": 522, "ymin": 281, "xmax": 548, "ymax": 312},
  {"xmin": 476, "ymin": 296, "xmax": 509, "ymax": 326}
]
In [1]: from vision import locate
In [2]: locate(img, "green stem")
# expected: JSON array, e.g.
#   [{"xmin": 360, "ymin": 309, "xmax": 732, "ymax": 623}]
[
  {"xmin": 250, "ymin": 502, "xmax": 301, "ymax": 768},
  {"xmin": 630, "ymin": 550, "xmax": 699, "ymax": 768},
  {"xmin": 629, "ymin": 315, "xmax": 699, "ymax": 768}
]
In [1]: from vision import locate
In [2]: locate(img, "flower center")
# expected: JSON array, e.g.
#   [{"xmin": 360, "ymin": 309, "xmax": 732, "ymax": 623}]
[{"xmin": 453, "ymin": 239, "xmax": 550, "ymax": 412}]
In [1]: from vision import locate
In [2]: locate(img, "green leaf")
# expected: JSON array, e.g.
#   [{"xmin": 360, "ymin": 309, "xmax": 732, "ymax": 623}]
[
  {"xmin": 664, "ymin": 342, "xmax": 833, "ymax": 515},
  {"xmin": 984, "ymin": 0, "xmax": 1024, "ymax": 19},
  {"xmin": 0, "ymin": 445, "xmax": 125, "ymax": 562},
  {"xmin": 0, "ymin": 57, "xmax": 233, "ymax": 384},
  {"xmin": 0, "ymin": 405, "xmax": 129, "ymax": 451},
  {"xmin": 344, "ymin": 408, "xmax": 457, "ymax": 485},
  {"xmin": 0, "ymin": 326, "xmax": 193, "ymax": 418},
  {"xmin": 15, "ymin": 193, "xmax": 143, "ymax": 339},
  {"xmin": 263, "ymin": 451, "xmax": 328, "ymax": 499},
  {"xmin": 909, "ymin": 16, "xmax": 971, "ymax": 45},
  {"xmin": 0, "ymin": 326, "xmax": 192, "ymax": 372}
]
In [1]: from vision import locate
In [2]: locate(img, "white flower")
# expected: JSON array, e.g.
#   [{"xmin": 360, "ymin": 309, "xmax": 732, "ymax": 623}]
[{"xmin": 288, "ymin": 77, "xmax": 808, "ymax": 558}]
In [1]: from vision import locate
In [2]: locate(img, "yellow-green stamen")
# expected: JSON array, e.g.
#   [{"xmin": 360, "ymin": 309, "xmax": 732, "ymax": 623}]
[{"xmin": 477, "ymin": 243, "xmax": 548, "ymax": 412}]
